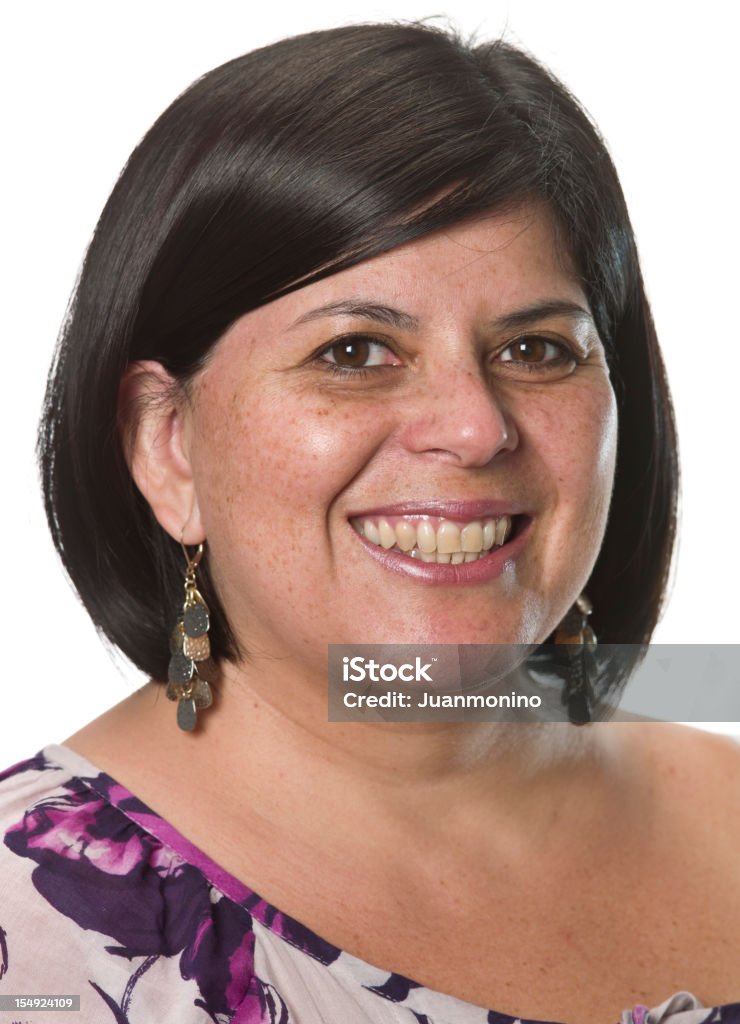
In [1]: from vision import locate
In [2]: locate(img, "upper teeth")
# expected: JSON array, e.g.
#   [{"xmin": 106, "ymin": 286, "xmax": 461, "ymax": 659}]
[{"xmin": 351, "ymin": 515, "xmax": 512, "ymax": 564}]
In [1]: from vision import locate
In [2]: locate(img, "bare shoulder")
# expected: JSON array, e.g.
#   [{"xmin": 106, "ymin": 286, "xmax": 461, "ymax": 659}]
[
  {"xmin": 642, "ymin": 721, "xmax": 740, "ymax": 773},
  {"xmin": 630, "ymin": 722, "xmax": 740, "ymax": 835}
]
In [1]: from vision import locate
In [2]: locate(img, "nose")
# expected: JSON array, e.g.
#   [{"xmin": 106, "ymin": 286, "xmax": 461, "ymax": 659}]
[{"xmin": 398, "ymin": 356, "xmax": 519, "ymax": 467}]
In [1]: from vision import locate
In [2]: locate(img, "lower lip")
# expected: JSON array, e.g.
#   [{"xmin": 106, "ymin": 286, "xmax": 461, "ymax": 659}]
[{"xmin": 349, "ymin": 518, "xmax": 531, "ymax": 585}]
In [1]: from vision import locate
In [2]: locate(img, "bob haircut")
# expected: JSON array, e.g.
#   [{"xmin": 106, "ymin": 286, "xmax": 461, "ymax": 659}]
[{"xmin": 39, "ymin": 22, "xmax": 678, "ymax": 689}]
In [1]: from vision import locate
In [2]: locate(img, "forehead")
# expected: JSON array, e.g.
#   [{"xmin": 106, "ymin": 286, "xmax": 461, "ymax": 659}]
[
  {"xmin": 332, "ymin": 204, "xmax": 578, "ymax": 303},
  {"xmin": 210, "ymin": 203, "xmax": 587, "ymax": 362}
]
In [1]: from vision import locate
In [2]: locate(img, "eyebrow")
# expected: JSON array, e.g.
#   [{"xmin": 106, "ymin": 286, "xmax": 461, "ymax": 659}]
[
  {"xmin": 290, "ymin": 300, "xmax": 419, "ymax": 331},
  {"xmin": 288, "ymin": 297, "xmax": 594, "ymax": 333},
  {"xmin": 493, "ymin": 299, "xmax": 595, "ymax": 332}
]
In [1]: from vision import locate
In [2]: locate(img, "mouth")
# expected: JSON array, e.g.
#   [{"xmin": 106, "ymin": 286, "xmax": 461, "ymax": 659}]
[{"xmin": 348, "ymin": 512, "xmax": 530, "ymax": 565}]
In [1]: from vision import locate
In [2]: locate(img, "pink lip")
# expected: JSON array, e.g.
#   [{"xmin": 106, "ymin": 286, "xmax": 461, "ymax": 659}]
[
  {"xmin": 350, "ymin": 516, "xmax": 532, "ymax": 585},
  {"xmin": 346, "ymin": 499, "xmax": 528, "ymax": 519}
]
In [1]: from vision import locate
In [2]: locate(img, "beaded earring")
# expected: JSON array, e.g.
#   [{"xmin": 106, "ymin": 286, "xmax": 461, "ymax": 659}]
[
  {"xmin": 166, "ymin": 540, "xmax": 217, "ymax": 731},
  {"xmin": 554, "ymin": 592, "xmax": 597, "ymax": 725}
]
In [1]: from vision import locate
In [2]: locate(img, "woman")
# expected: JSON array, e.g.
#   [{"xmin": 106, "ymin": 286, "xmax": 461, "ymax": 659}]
[{"xmin": 1, "ymin": 21, "xmax": 738, "ymax": 1024}]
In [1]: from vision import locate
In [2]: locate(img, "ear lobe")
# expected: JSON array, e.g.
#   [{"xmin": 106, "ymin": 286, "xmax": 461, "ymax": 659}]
[{"xmin": 118, "ymin": 360, "xmax": 205, "ymax": 545}]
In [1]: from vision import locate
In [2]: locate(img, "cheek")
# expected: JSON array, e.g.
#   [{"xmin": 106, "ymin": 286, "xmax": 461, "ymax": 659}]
[
  {"xmin": 189, "ymin": 379, "xmax": 389, "ymax": 536},
  {"xmin": 583, "ymin": 382, "xmax": 618, "ymax": 516},
  {"xmin": 186, "ymin": 377, "xmax": 399, "ymax": 646},
  {"xmin": 534, "ymin": 376, "xmax": 617, "ymax": 505},
  {"xmin": 592, "ymin": 383, "xmax": 619, "ymax": 482},
  {"xmin": 516, "ymin": 379, "xmax": 617, "ymax": 639},
  {"xmin": 515, "ymin": 375, "xmax": 618, "ymax": 595}
]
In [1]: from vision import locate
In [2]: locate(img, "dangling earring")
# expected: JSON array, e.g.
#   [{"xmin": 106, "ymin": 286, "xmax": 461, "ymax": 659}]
[
  {"xmin": 554, "ymin": 592, "xmax": 597, "ymax": 726},
  {"xmin": 166, "ymin": 538, "xmax": 216, "ymax": 731}
]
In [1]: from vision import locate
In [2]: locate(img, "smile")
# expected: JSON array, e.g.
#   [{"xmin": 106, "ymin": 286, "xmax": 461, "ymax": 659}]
[{"xmin": 349, "ymin": 514, "xmax": 516, "ymax": 564}]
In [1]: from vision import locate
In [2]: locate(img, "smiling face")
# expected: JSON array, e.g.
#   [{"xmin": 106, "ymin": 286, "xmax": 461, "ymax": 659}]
[{"xmin": 150, "ymin": 204, "xmax": 617, "ymax": 677}]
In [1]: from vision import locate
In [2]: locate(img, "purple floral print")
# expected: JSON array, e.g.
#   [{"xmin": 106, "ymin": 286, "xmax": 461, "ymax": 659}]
[
  {"xmin": 1, "ymin": 755, "xmax": 270, "ymax": 1020},
  {"xmin": 1, "ymin": 746, "xmax": 739, "ymax": 1024}
]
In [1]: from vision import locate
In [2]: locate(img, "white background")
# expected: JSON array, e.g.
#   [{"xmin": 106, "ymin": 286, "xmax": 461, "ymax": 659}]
[{"xmin": 1, "ymin": 1, "xmax": 737, "ymax": 764}]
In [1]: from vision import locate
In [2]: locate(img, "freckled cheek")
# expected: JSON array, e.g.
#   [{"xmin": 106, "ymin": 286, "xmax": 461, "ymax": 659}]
[
  {"xmin": 562, "ymin": 384, "xmax": 618, "ymax": 527},
  {"xmin": 587, "ymin": 382, "xmax": 618, "ymax": 481},
  {"xmin": 526, "ymin": 381, "xmax": 618, "ymax": 516},
  {"xmin": 191, "ymin": 397, "xmax": 387, "ymax": 533}
]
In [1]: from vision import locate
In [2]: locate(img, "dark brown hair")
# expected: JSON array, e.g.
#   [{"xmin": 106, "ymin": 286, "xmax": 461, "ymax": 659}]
[{"xmin": 38, "ymin": 22, "xmax": 678, "ymax": 687}]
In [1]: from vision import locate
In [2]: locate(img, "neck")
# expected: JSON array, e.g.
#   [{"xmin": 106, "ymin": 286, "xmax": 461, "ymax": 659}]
[{"xmin": 69, "ymin": 651, "xmax": 625, "ymax": 856}]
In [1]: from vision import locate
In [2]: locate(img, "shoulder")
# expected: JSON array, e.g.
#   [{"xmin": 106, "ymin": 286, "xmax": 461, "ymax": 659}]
[
  {"xmin": 599, "ymin": 724, "xmax": 740, "ymax": 988},
  {"xmin": 0, "ymin": 746, "xmax": 264, "ymax": 1021},
  {"xmin": 629, "ymin": 722, "xmax": 740, "ymax": 839},
  {"xmin": 636, "ymin": 721, "xmax": 740, "ymax": 776}
]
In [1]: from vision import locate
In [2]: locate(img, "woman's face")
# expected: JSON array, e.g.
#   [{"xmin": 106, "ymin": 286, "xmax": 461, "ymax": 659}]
[{"xmin": 180, "ymin": 204, "xmax": 617, "ymax": 674}]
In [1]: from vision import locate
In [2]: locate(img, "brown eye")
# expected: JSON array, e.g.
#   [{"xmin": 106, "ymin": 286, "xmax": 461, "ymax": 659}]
[
  {"xmin": 494, "ymin": 335, "xmax": 576, "ymax": 380},
  {"xmin": 329, "ymin": 337, "xmax": 371, "ymax": 367},
  {"xmin": 318, "ymin": 335, "xmax": 397, "ymax": 375},
  {"xmin": 498, "ymin": 336, "xmax": 573, "ymax": 365},
  {"xmin": 503, "ymin": 337, "xmax": 554, "ymax": 362}
]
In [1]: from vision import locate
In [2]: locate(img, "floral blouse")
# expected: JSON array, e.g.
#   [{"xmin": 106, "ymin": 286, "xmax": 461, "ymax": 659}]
[{"xmin": 0, "ymin": 745, "xmax": 737, "ymax": 1024}]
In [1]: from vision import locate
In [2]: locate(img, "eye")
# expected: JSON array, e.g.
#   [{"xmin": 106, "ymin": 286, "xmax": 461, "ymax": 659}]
[
  {"xmin": 499, "ymin": 336, "xmax": 566, "ymax": 363},
  {"xmin": 316, "ymin": 334, "xmax": 398, "ymax": 377},
  {"xmin": 495, "ymin": 335, "xmax": 576, "ymax": 375}
]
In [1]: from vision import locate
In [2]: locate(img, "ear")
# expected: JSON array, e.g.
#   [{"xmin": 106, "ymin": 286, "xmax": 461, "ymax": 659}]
[{"xmin": 118, "ymin": 360, "xmax": 205, "ymax": 545}]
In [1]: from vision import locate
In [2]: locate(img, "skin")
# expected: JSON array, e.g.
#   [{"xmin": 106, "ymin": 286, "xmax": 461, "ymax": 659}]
[{"xmin": 67, "ymin": 204, "xmax": 740, "ymax": 1024}]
